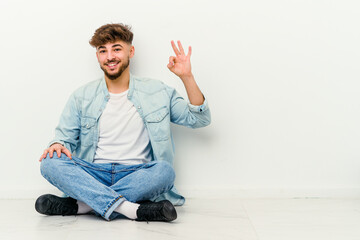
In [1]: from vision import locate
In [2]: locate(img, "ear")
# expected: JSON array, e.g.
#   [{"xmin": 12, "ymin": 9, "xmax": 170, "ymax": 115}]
[{"xmin": 129, "ymin": 45, "xmax": 135, "ymax": 59}]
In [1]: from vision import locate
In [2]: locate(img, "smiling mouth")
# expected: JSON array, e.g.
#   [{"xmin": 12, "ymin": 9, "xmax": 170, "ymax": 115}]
[{"xmin": 106, "ymin": 62, "xmax": 119, "ymax": 70}]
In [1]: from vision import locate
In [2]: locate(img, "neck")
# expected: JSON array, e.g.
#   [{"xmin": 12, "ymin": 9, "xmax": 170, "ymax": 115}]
[{"xmin": 105, "ymin": 68, "xmax": 130, "ymax": 94}]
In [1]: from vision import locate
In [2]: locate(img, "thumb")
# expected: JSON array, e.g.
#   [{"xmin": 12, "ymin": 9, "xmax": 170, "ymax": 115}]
[
  {"xmin": 168, "ymin": 56, "xmax": 176, "ymax": 69},
  {"xmin": 167, "ymin": 62, "xmax": 174, "ymax": 70}
]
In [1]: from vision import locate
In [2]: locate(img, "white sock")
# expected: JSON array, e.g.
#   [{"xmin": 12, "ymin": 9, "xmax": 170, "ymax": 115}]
[
  {"xmin": 114, "ymin": 200, "xmax": 140, "ymax": 220},
  {"xmin": 77, "ymin": 201, "xmax": 93, "ymax": 214}
]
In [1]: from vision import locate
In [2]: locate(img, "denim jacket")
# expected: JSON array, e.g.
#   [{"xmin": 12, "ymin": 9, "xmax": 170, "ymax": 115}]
[{"xmin": 49, "ymin": 74, "xmax": 211, "ymax": 206}]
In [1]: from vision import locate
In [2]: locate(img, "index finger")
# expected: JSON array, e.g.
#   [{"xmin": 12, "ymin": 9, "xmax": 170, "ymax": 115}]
[{"xmin": 171, "ymin": 40, "xmax": 180, "ymax": 56}]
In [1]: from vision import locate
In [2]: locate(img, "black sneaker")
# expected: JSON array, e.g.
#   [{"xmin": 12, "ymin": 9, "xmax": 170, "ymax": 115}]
[
  {"xmin": 136, "ymin": 200, "xmax": 177, "ymax": 222},
  {"xmin": 35, "ymin": 194, "xmax": 78, "ymax": 216}
]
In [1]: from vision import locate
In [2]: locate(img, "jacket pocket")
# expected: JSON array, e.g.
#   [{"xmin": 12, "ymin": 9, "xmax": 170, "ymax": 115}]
[
  {"xmin": 144, "ymin": 107, "xmax": 170, "ymax": 141},
  {"xmin": 80, "ymin": 117, "xmax": 96, "ymax": 147}
]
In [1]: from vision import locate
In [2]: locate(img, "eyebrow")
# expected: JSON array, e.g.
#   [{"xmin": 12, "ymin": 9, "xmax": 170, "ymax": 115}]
[
  {"xmin": 97, "ymin": 44, "xmax": 123, "ymax": 50},
  {"xmin": 112, "ymin": 44, "xmax": 123, "ymax": 48}
]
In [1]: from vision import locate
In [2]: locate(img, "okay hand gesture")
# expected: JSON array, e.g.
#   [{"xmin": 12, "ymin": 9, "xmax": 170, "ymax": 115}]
[{"xmin": 167, "ymin": 40, "xmax": 193, "ymax": 79}]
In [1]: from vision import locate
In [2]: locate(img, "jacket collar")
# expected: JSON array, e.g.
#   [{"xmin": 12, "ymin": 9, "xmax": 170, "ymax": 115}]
[
  {"xmin": 99, "ymin": 73, "xmax": 135, "ymax": 100},
  {"xmin": 100, "ymin": 76, "xmax": 109, "ymax": 99}
]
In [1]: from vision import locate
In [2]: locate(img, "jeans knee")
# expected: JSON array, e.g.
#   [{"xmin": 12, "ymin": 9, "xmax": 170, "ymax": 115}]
[
  {"xmin": 40, "ymin": 154, "xmax": 67, "ymax": 178},
  {"xmin": 155, "ymin": 161, "xmax": 175, "ymax": 183},
  {"xmin": 40, "ymin": 157, "xmax": 53, "ymax": 179}
]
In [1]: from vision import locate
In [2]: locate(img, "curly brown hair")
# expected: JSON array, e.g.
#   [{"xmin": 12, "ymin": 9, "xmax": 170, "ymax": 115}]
[{"xmin": 89, "ymin": 23, "xmax": 133, "ymax": 47}]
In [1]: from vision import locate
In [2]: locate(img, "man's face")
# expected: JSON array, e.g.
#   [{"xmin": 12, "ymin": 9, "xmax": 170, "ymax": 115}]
[{"xmin": 96, "ymin": 41, "xmax": 134, "ymax": 80}]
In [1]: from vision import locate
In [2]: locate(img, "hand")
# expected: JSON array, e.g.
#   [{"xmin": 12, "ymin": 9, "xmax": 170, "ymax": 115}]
[
  {"xmin": 39, "ymin": 143, "xmax": 72, "ymax": 162},
  {"xmin": 167, "ymin": 40, "xmax": 192, "ymax": 79}
]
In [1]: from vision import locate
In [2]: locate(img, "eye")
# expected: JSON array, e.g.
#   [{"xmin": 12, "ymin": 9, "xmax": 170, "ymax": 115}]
[
  {"xmin": 114, "ymin": 48, "xmax": 122, "ymax": 52},
  {"xmin": 99, "ymin": 50, "xmax": 106, "ymax": 54}
]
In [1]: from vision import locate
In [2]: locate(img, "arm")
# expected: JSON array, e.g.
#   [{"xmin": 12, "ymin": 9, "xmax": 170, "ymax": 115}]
[
  {"xmin": 166, "ymin": 40, "xmax": 210, "ymax": 128},
  {"xmin": 39, "ymin": 93, "xmax": 81, "ymax": 161},
  {"xmin": 165, "ymin": 85, "xmax": 211, "ymax": 128}
]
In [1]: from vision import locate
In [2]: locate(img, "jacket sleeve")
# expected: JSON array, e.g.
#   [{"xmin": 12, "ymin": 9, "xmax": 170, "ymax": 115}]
[
  {"xmin": 48, "ymin": 92, "xmax": 81, "ymax": 153},
  {"xmin": 165, "ymin": 84, "xmax": 211, "ymax": 128}
]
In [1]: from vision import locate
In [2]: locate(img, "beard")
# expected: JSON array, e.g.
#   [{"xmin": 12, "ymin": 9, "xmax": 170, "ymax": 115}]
[{"xmin": 100, "ymin": 57, "xmax": 130, "ymax": 80}]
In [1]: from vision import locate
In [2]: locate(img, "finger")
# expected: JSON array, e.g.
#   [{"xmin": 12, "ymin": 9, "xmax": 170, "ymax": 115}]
[
  {"xmin": 167, "ymin": 62, "xmax": 173, "ymax": 69},
  {"xmin": 56, "ymin": 148, "xmax": 61, "ymax": 158},
  {"xmin": 169, "ymin": 56, "xmax": 176, "ymax": 63},
  {"xmin": 41, "ymin": 149, "xmax": 49, "ymax": 160},
  {"xmin": 39, "ymin": 154, "xmax": 44, "ymax": 162},
  {"xmin": 171, "ymin": 40, "xmax": 180, "ymax": 56},
  {"xmin": 43, "ymin": 149, "xmax": 48, "ymax": 156},
  {"xmin": 177, "ymin": 40, "xmax": 185, "ymax": 55},
  {"xmin": 167, "ymin": 56, "xmax": 176, "ymax": 69},
  {"xmin": 187, "ymin": 46, "xmax": 192, "ymax": 58},
  {"xmin": 63, "ymin": 148, "xmax": 72, "ymax": 159},
  {"xmin": 49, "ymin": 149, "xmax": 54, "ymax": 158},
  {"xmin": 40, "ymin": 153, "xmax": 46, "ymax": 161}
]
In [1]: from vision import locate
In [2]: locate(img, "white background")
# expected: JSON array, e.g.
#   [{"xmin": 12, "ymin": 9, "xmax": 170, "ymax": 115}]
[{"xmin": 0, "ymin": 0, "xmax": 359, "ymax": 198}]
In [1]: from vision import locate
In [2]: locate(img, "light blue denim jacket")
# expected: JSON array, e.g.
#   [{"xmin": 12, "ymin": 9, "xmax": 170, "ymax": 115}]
[{"xmin": 49, "ymin": 74, "xmax": 211, "ymax": 206}]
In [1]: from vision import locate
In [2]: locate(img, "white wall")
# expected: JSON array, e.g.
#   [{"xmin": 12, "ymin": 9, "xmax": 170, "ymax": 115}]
[{"xmin": 1, "ymin": 0, "xmax": 360, "ymax": 199}]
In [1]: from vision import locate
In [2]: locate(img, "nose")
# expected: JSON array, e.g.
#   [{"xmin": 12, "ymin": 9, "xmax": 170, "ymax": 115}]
[{"xmin": 106, "ymin": 50, "xmax": 115, "ymax": 61}]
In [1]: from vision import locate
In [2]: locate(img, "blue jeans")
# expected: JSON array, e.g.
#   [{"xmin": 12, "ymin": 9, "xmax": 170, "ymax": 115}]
[{"xmin": 40, "ymin": 153, "xmax": 175, "ymax": 220}]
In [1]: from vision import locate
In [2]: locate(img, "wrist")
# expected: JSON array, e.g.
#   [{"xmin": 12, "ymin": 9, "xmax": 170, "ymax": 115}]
[{"xmin": 180, "ymin": 73, "xmax": 194, "ymax": 82}]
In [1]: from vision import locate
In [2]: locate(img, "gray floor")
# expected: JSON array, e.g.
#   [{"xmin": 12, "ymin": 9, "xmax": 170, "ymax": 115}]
[{"xmin": 1, "ymin": 198, "xmax": 360, "ymax": 240}]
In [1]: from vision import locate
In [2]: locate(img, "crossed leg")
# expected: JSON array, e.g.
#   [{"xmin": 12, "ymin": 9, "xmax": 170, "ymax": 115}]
[{"xmin": 40, "ymin": 153, "xmax": 175, "ymax": 220}]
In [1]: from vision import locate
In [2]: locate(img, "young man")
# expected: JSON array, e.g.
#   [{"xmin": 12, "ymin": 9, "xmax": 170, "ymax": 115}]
[{"xmin": 35, "ymin": 23, "xmax": 211, "ymax": 222}]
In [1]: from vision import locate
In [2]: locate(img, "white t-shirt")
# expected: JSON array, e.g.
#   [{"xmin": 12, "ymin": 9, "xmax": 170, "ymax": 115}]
[{"xmin": 93, "ymin": 90, "xmax": 152, "ymax": 165}]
